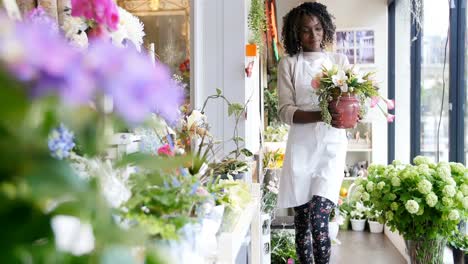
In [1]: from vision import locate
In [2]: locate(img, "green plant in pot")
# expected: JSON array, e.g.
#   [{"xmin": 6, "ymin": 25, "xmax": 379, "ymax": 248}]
[
  {"xmin": 448, "ymin": 230, "xmax": 467, "ymax": 264},
  {"xmin": 338, "ymin": 199, "xmax": 352, "ymax": 230}
]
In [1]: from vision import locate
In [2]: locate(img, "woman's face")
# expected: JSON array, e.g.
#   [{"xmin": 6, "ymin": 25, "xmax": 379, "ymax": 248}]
[{"xmin": 298, "ymin": 14, "xmax": 323, "ymax": 52}]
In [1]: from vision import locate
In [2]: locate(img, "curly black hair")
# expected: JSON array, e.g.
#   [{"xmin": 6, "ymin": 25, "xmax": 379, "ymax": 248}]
[{"xmin": 281, "ymin": 2, "xmax": 336, "ymax": 56}]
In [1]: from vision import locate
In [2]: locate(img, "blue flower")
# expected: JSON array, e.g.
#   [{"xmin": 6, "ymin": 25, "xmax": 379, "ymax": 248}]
[{"xmin": 48, "ymin": 124, "xmax": 75, "ymax": 160}]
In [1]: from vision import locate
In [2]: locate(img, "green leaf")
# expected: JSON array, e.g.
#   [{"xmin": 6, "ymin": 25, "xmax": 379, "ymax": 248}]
[
  {"xmin": 118, "ymin": 153, "xmax": 192, "ymax": 171},
  {"xmin": 240, "ymin": 148, "xmax": 253, "ymax": 157},
  {"xmin": 216, "ymin": 88, "xmax": 222, "ymax": 95}
]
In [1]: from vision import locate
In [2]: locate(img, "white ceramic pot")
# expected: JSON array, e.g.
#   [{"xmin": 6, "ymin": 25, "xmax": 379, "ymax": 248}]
[
  {"xmin": 350, "ymin": 219, "xmax": 366, "ymax": 231},
  {"xmin": 368, "ymin": 220, "xmax": 384, "ymax": 233},
  {"xmin": 329, "ymin": 221, "xmax": 339, "ymax": 240}
]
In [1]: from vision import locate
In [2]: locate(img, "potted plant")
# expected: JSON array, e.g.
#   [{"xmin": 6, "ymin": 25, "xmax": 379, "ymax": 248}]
[
  {"xmin": 338, "ymin": 199, "xmax": 352, "ymax": 230},
  {"xmin": 350, "ymin": 201, "xmax": 368, "ymax": 231},
  {"xmin": 312, "ymin": 62, "xmax": 395, "ymax": 128},
  {"xmin": 353, "ymin": 157, "xmax": 468, "ymax": 264},
  {"xmin": 366, "ymin": 207, "xmax": 384, "ymax": 233}
]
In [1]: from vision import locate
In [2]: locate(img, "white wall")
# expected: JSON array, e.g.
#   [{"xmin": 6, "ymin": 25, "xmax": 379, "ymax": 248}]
[
  {"xmin": 276, "ymin": 0, "xmax": 389, "ymax": 164},
  {"xmin": 191, "ymin": 0, "xmax": 261, "ymax": 158}
]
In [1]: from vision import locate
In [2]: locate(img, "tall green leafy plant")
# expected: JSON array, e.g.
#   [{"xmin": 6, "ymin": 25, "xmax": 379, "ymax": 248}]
[{"xmin": 248, "ymin": 0, "xmax": 267, "ymax": 50}]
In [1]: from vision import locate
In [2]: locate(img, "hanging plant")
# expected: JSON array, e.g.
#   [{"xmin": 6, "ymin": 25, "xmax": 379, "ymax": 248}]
[
  {"xmin": 410, "ymin": 0, "xmax": 423, "ymax": 40},
  {"xmin": 248, "ymin": 0, "xmax": 267, "ymax": 51}
]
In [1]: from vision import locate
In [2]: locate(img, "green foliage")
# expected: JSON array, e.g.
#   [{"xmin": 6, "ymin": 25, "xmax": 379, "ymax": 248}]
[
  {"xmin": 271, "ymin": 229, "xmax": 298, "ymax": 264},
  {"xmin": 448, "ymin": 230, "xmax": 468, "ymax": 251},
  {"xmin": 264, "ymin": 87, "xmax": 279, "ymax": 125},
  {"xmin": 247, "ymin": 0, "xmax": 266, "ymax": 50},
  {"xmin": 264, "ymin": 124, "xmax": 289, "ymax": 142}
]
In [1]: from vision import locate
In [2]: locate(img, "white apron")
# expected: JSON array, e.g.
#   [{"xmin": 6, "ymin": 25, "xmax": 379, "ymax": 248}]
[{"xmin": 277, "ymin": 52, "xmax": 347, "ymax": 208}]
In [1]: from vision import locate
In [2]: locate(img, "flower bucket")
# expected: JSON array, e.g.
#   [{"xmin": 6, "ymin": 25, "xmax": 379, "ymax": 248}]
[
  {"xmin": 405, "ymin": 238, "xmax": 447, "ymax": 264},
  {"xmin": 328, "ymin": 93, "xmax": 360, "ymax": 129},
  {"xmin": 368, "ymin": 221, "xmax": 384, "ymax": 233},
  {"xmin": 350, "ymin": 219, "xmax": 366, "ymax": 231}
]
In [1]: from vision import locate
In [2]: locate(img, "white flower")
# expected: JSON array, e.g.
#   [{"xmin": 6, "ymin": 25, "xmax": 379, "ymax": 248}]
[
  {"xmin": 332, "ymin": 70, "xmax": 348, "ymax": 92},
  {"xmin": 69, "ymin": 32, "xmax": 88, "ymax": 48},
  {"xmin": 413, "ymin": 156, "xmax": 432, "ymax": 166},
  {"xmin": 405, "ymin": 200, "xmax": 419, "ymax": 214},
  {"xmin": 443, "ymin": 185, "xmax": 456, "ymax": 198},
  {"xmin": 377, "ymin": 181, "xmax": 385, "ymax": 190},
  {"xmin": 322, "ymin": 58, "xmax": 333, "ymax": 71},
  {"xmin": 448, "ymin": 210, "xmax": 460, "ymax": 221},
  {"xmin": 62, "ymin": 16, "xmax": 88, "ymax": 48},
  {"xmin": 366, "ymin": 182, "xmax": 374, "ymax": 192},
  {"xmin": 385, "ymin": 211, "xmax": 394, "ymax": 221},
  {"xmin": 426, "ymin": 192, "xmax": 438, "ymax": 207},
  {"xmin": 110, "ymin": 7, "xmax": 145, "ymax": 51},
  {"xmin": 461, "ymin": 183, "xmax": 468, "ymax": 196},
  {"xmin": 462, "ymin": 196, "xmax": 468, "ymax": 209},
  {"xmin": 187, "ymin": 110, "xmax": 207, "ymax": 130},
  {"xmin": 391, "ymin": 202, "xmax": 399, "ymax": 211},
  {"xmin": 361, "ymin": 192, "xmax": 370, "ymax": 201},
  {"xmin": 417, "ymin": 179, "xmax": 432, "ymax": 194},
  {"xmin": 442, "ymin": 197, "xmax": 453, "ymax": 207},
  {"xmin": 391, "ymin": 177, "xmax": 401, "ymax": 187},
  {"xmin": 51, "ymin": 215, "xmax": 95, "ymax": 256}
]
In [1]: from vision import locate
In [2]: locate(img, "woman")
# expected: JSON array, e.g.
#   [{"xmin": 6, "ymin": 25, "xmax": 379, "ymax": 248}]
[{"xmin": 276, "ymin": 2, "xmax": 349, "ymax": 264}]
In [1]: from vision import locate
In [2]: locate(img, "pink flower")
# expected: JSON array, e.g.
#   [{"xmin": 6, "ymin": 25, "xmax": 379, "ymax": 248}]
[
  {"xmin": 370, "ymin": 96, "xmax": 380, "ymax": 108},
  {"xmin": 311, "ymin": 77, "xmax": 321, "ymax": 90},
  {"xmin": 157, "ymin": 144, "xmax": 174, "ymax": 156},
  {"xmin": 86, "ymin": 24, "xmax": 109, "ymax": 40},
  {"xmin": 386, "ymin": 99, "xmax": 395, "ymax": 110},
  {"xmin": 71, "ymin": 0, "xmax": 119, "ymax": 30},
  {"xmin": 386, "ymin": 114, "xmax": 395, "ymax": 123}
]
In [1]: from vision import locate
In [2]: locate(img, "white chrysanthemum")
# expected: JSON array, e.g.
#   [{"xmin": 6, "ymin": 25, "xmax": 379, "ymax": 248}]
[
  {"xmin": 391, "ymin": 202, "xmax": 399, "ymax": 211},
  {"xmin": 426, "ymin": 192, "xmax": 438, "ymax": 207},
  {"xmin": 417, "ymin": 179, "xmax": 432, "ymax": 194},
  {"xmin": 405, "ymin": 200, "xmax": 419, "ymax": 214},
  {"xmin": 377, "ymin": 181, "xmax": 386, "ymax": 190},
  {"xmin": 51, "ymin": 215, "xmax": 95, "ymax": 256},
  {"xmin": 443, "ymin": 185, "xmax": 456, "ymax": 198},
  {"xmin": 110, "ymin": 7, "xmax": 145, "ymax": 51},
  {"xmin": 462, "ymin": 197, "xmax": 468, "ymax": 209},
  {"xmin": 461, "ymin": 183, "xmax": 468, "ymax": 196},
  {"xmin": 448, "ymin": 210, "xmax": 460, "ymax": 221},
  {"xmin": 366, "ymin": 181, "xmax": 375, "ymax": 192},
  {"xmin": 62, "ymin": 16, "xmax": 88, "ymax": 48},
  {"xmin": 391, "ymin": 177, "xmax": 401, "ymax": 187}
]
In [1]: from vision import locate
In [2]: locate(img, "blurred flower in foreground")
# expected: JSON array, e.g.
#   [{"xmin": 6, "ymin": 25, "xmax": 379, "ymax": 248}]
[{"xmin": 48, "ymin": 124, "xmax": 76, "ymax": 160}]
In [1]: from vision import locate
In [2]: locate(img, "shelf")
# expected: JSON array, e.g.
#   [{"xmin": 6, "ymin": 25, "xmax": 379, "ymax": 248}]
[{"xmin": 347, "ymin": 148, "xmax": 372, "ymax": 152}]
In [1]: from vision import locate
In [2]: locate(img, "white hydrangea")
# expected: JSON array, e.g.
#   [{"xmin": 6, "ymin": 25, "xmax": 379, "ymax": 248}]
[
  {"xmin": 391, "ymin": 177, "xmax": 401, "ymax": 187},
  {"xmin": 366, "ymin": 182, "xmax": 375, "ymax": 192},
  {"xmin": 377, "ymin": 181, "xmax": 386, "ymax": 190},
  {"xmin": 416, "ymin": 207, "xmax": 424, "ymax": 216},
  {"xmin": 449, "ymin": 162, "xmax": 465, "ymax": 175},
  {"xmin": 391, "ymin": 202, "xmax": 399, "ymax": 211},
  {"xmin": 455, "ymin": 191, "xmax": 464, "ymax": 202},
  {"xmin": 442, "ymin": 197, "xmax": 453, "ymax": 207},
  {"xmin": 425, "ymin": 192, "xmax": 438, "ymax": 207},
  {"xmin": 462, "ymin": 196, "xmax": 468, "ymax": 209},
  {"xmin": 461, "ymin": 183, "xmax": 468, "ymax": 196},
  {"xmin": 417, "ymin": 179, "xmax": 432, "ymax": 194},
  {"xmin": 448, "ymin": 210, "xmax": 460, "ymax": 221},
  {"xmin": 405, "ymin": 200, "xmax": 419, "ymax": 214},
  {"xmin": 387, "ymin": 193, "xmax": 397, "ymax": 201},
  {"xmin": 386, "ymin": 211, "xmax": 394, "ymax": 221},
  {"xmin": 413, "ymin": 156, "xmax": 431, "ymax": 165},
  {"xmin": 361, "ymin": 192, "xmax": 370, "ymax": 201},
  {"xmin": 417, "ymin": 164, "xmax": 431, "ymax": 177},
  {"xmin": 437, "ymin": 165, "xmax": 452, "ymax": 182},
  {"xmin": 443, "ymin": 185, "xmax": 456, "ymax": 198}
]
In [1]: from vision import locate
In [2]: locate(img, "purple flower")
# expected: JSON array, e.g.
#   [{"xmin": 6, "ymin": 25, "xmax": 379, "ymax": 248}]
[{"xmin": 26, "ymin": 8, "xmax": 59, "ymax": 34}]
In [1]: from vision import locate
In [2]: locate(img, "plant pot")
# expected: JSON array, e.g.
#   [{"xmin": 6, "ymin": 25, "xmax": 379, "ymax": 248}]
[
  {"xmin": 452, "ymin": 247, "xmax": 467, "ymax": 264},
  {"xmin": 350, "ymin": 219, "xmax": 366, "ymax": 231},
  {"xmin": 328, "ymin": 93, "xmax": 360, "ymax": 129},
  {"xmin": 368, "ymin": 220, "xmax": 384, "ymax": 233},
  {"xmin": 405, "ymin": 237, "xmax": 447, "ymax": 264},
  {"xmin": 339, "ymin": 216, "xmax": 350, "ymax": 230},
  {"xmin": 329, "ymin": 221, "xmax": 339, "ymax": 240}
]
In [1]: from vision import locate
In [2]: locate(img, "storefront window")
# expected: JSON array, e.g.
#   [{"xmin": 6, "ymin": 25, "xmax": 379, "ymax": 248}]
[
  {"xmin": 119, "ymin": 0, "xmax": 191, "ymax": 103},
  {"xmin": 420, "ymin": 0, "xmax": 450, "ymax": 162}
]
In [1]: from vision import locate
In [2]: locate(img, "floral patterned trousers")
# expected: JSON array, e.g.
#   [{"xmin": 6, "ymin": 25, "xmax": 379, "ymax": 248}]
[{"xmin": 293, "ymin": 196, "xmax": 335, "ymax": 264}]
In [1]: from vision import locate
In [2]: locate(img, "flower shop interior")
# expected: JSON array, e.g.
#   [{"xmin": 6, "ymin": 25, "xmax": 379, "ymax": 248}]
[{"xmin": 1, "ymin": 0, "xmax": 467, "ymax": 264}]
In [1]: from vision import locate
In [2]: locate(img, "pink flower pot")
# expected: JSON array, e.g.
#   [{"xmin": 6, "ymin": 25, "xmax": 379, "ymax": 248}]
[{"xmin": 328, "ymin": 94, "xmax": 360, "ymax": 129}]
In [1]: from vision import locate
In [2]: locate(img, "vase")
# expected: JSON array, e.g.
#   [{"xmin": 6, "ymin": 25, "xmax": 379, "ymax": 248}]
[
  {"xmin": 329, "ymin": 221, "xmax": 339, "ymax": 240},
  {"xmin": 452, "ymin": 247, "xmax": 467, "ymax": 264},
  {"xmin": 368, "ymin": 221, "xmax": 384, "ymax": 233},
  {"xmin": 350, "ymin": 219, "xmax": 366, "ymax": 231},
  {"xmin": 405, "ymin": 237, "xmax": 447, "ymax": 264},
  {"xmin": 328, "ymin": 93, "xmax": 360, "ymax": 129}
]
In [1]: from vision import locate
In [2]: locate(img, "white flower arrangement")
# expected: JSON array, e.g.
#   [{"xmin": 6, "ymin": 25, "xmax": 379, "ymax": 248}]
[
  {"xmin": 110, "ymin": 7, "xmax": 145, "ymax": 51},
  {"xmin": 62, "ymin": 15, "xmax": 89, "ymax": 48}
]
